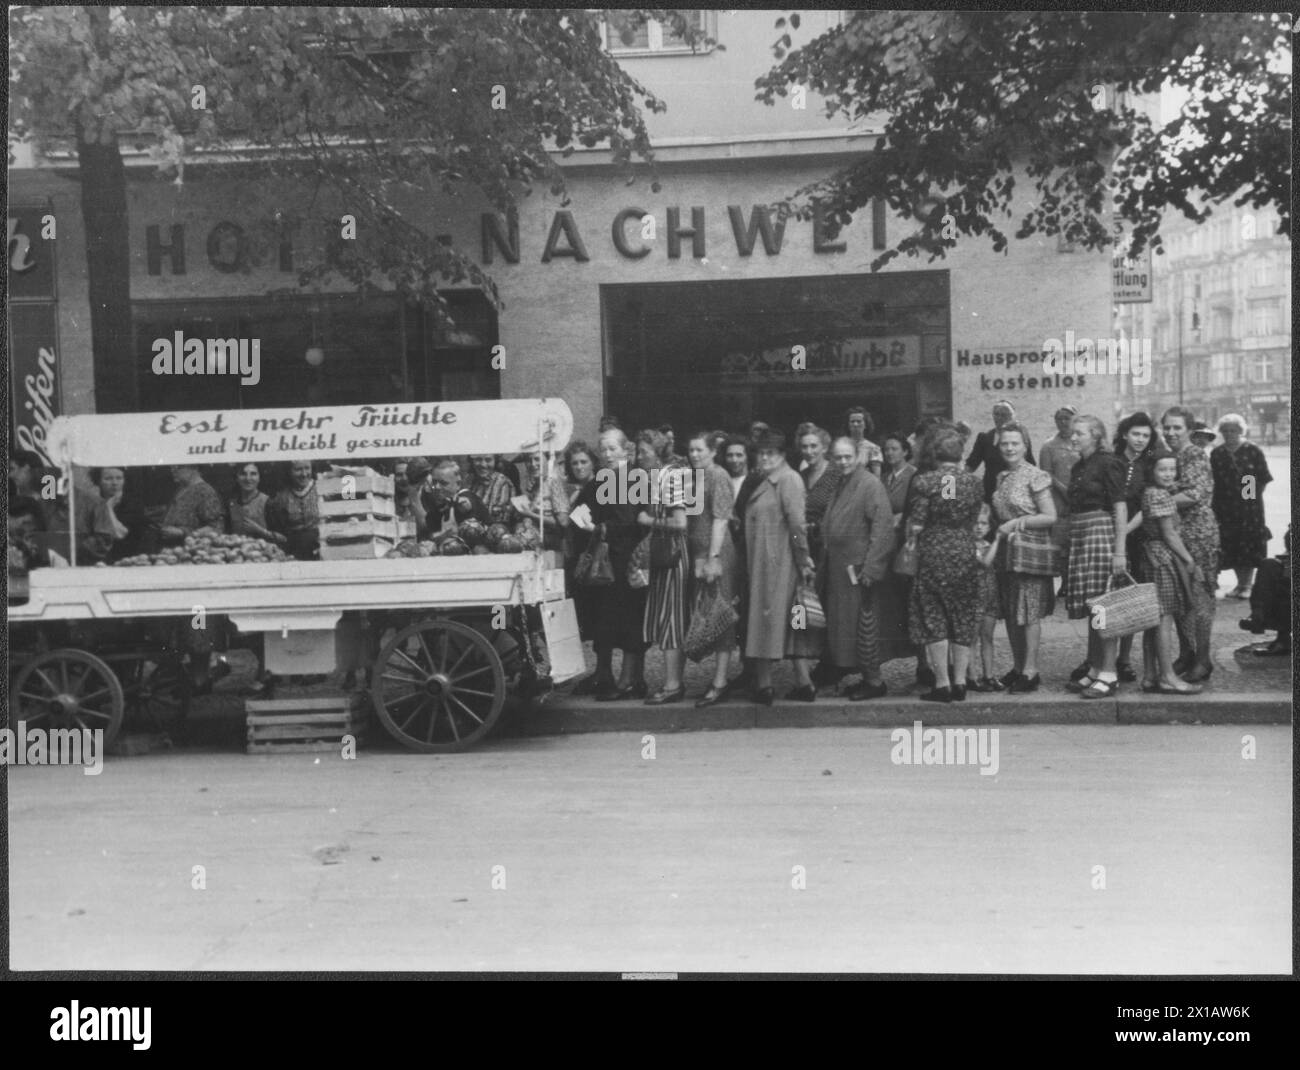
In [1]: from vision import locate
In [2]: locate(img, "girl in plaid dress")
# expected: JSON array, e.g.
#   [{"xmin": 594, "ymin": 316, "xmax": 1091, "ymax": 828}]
[{"xmin": 1137, "ymin": 451, "xmax": 1203, "ymax": 694}]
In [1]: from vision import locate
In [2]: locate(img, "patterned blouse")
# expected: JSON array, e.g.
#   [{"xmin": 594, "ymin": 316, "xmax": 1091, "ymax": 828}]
[
  {"xmin": 267, "ymin": 485, "xmax": 320, "ymax": 536},
  {"xmin": 163, "ymin": 479, "xmax": 225, "ymax": 533},
  {"xmin": 468, "ymin": 470, "xmax": 515, "ymax": 524},
  {"xmin": 1140, "ymin": 485, "xmax": 1178, "ymax": 542},
  {"xmin": 228, "ymin": 492, "xmax": 275, "ymax": 540},
  {"xmin": 992, "ymin": 463, "xmax": 1052, "ymax": 524}
]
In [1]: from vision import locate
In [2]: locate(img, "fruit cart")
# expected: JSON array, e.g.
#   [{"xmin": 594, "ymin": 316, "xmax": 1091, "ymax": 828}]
[{"xmin": 8, "ymin": 398, "xmax": 583, "ymax": 753}]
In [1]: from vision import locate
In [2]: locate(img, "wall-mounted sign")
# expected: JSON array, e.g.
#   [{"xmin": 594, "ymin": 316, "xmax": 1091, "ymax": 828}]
[
  {"xmin": 721, "ymin": 335, "xmax": 921, "ymax": 382},
  {"xmin": 1113, "ymin": 247, "xmax": 1152, "ymax": 303},
  {"xmin": 7, "ymin": 206, "xmax": 56, "ymax": 300},
  {"xmin": 8, "ymin": 304, "xmax": 61, "ymax": 466}
]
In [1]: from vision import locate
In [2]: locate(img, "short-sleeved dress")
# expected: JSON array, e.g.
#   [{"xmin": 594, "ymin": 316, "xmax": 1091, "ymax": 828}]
[
  {"xmin": 684, "ymin": 463, "xmax": 737, "ymax": 653},
  {"xmin": 1138, "ymin": 486, "xmax": 1193, "ymax": 618},
  {"xmin": 906, "ymin": 464, "xmax": 984, "ymax": 646},
  {"xmin": 1211, "ymin": 442, "xmax": 1272, "ymax": 569},
  {"xmin": 976, "ymin": 542, "xmax": 1001, "ymax": 619},
  {"xmin": 991, "ymin": 462, "xmax": 1056, "ymax": 624}
]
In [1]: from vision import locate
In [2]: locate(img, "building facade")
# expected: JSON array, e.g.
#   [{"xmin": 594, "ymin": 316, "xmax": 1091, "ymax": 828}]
[
  {"xmin": 11, "ymin": 10, "xmax": 1124, "ymax": 470},
  {"xmin": 1114, "ymin": 198, "xmax": 1291, "ymax": 440}
]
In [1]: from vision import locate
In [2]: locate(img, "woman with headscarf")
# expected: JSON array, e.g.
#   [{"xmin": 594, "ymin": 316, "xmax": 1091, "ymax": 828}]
[
  {"xmin": 1210, "ymin": 412, "xmax": 1272, "ymax": 600},
  {"xmin": 743, "ymin": 429, "xmax": 816, "ymax": 704}
]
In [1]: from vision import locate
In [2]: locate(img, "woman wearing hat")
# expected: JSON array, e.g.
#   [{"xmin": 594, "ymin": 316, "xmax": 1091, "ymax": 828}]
[
  {"xmin": 743, "ymin": 430, "xmax": 816, "ymax": 704},
  {"xmin": 1209, "ymin": 413, "xmax": 1272, "ymax": 600}
]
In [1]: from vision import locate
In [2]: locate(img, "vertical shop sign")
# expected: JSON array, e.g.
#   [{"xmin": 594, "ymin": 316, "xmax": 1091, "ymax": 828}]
[{"xmin": 8, "ymin": 204, "xmax": 60, "ymax": 464}]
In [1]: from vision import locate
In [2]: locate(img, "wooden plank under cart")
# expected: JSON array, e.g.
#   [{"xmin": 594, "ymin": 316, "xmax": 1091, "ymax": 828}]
[{"xmin": 245, "ymin": 695, "xmax": 369, "ymax": 755}]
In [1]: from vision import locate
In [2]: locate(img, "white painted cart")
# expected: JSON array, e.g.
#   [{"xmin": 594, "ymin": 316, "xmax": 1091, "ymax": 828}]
[{"xmin": 9, "ymin": 398, "xmax": 584, "ymax": 752}]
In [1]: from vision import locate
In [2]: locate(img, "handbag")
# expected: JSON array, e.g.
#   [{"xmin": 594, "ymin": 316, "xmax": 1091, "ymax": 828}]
[
  {"xmin": 796, "ymin": 583, "xmax": 827, "ymax": 630},
  {"xmin": 892, "ymin": 539, "xmax": 918, "ymax": 577},
  {"xmin": 1090, "ymin": 571, "xmax": 1161, "ymax": 639},
  {"xmin": 1005, "ymin": 528, "xmax": 1058, "ymax": 576},
  {"xmin": 683, "ymin": 581, "xmax": 739, "ymax": 662},
  {"xmin": 649, "ymin": 527, "xmax": 680, "ymax": 569},
  {"xmin": 574, "ymin": 525, "xmax": 614, "ymax": 586},
  {"xmin": 627, "ymin": 533, "xmax": 651, "ymax": 589}
]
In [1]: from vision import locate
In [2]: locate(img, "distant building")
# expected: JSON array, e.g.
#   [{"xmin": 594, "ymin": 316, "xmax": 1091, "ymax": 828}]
[{"xmin": 1114, "ymin": 199, "xmax": 1290, "ymax": 441}]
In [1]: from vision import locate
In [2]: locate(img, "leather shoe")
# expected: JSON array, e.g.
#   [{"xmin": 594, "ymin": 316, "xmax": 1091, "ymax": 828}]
[
  {"xmin": 644, "ymin": 687, "xmax": 685, "ymax": 706},
  {"xmin": 846, "ymin": 680, "xmax": 887, "ymax": 701},
  {"xmin": 950, "ymin": 684, "xmax": 967, "ymax": 702},
  {"xmin": 1115, "ymin": 661, "xmax": 1137, "ymax": 683},
  {"xmin": 572, "ymin": 672, "xmax": 610, "ymax": 695},
  {"xmin": 695, "ymin": 686, "xmax": 726, "ymax": 708},
  {"xmin": 596, "ymin": 682, "xmax": 647, "ymax": 702},
  {"xmin": 919, "ymin": 686, "xmax": 952, "ymax": 703},
  {"xmin": 1252, "ymin": 639, "xmax": 1291, "ymax": 656},
  {"xmin": 1009, "ymin": 673, "xmax": 1041, "ymax": 693},
  {"xmin": 1068, "ymin": 662, "xmax": 1093, "ymax": 683},
  {"xmin": 1000, "ymin": 668, "xmax": 1022, "ymax": 687},
  {"xmin": 752, "ymin": 687, "xmax": 775, "ymax": 706},
  {"xmin": 1238, "ymin": 617, "xmax": 1267, "ymax": 634},
  {"xmin": 785, "ymin": 684, "xmax": 816, "ymax": 703}
]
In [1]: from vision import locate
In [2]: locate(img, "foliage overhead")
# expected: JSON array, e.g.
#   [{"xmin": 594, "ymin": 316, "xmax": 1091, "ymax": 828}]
[
  {"xmin": 8, "ymin": 6, "xmax": 714, "ymax": 310},
  {"xmin": 756, "ymin": 10, "xmax": 1292, "ymax": 268}
]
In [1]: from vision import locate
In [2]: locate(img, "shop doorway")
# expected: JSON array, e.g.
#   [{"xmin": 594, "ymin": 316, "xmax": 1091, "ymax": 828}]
[{"xmin": 601, "ymin": 271, "xmax": 950, "ymax": 440}]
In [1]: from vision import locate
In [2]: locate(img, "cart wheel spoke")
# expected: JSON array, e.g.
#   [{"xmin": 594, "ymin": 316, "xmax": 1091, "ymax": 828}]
[
  {"xmin": 392, "ymin": 647, "xmax": 427, "ymax": 677},
  {"xmin": 446, "ymin": 692, "xmax": 485, "ymax": 727},
  {"xmin": 396, "ymin": 697, "xmax": 432, "ymax": 734},
  {"xmin": 452, "ymin": 686, "xmax": 496, "ymax": 700},
  {"xmin": 440, "ymin": 696, "xmax": 461, "ymax": 742},
  {"xmin": 77, "ymin": 686, "xmax": 116, "ymax": 705},
  {"xmin": 381, "ymin": 671, "xmax": 425, "ymax": 687},
  {"xmin": 450, "ymin": 664, "xmax": 493, "ymax": 685}
]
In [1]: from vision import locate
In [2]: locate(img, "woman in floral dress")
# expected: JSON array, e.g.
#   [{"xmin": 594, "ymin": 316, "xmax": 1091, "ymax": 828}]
[
  {"xmin": 1160, "ymin": 407, "xmax": 1220, "ymax": 683},
  {"xmin": 904, "ymin": 429, "xmax": 984, "ymax": 702}
]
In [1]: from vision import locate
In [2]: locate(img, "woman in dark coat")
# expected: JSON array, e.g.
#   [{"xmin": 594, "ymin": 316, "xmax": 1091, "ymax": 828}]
[
  {"xmin": 684, "ymin": 432, "xmax": 738, "ymax": 707},
  {"xmin": 562, "ymin": 441, "xmax": 601, "ymax": 663},
  {"xmin": 1210, "ymin": 413, "xmax": 1272, "ymax": 599},
  {"xmin": 903, "ymin": 429, "xmax": 984, "ymax": 702},
  {"xmin": 590, "ymin": 429, "xmax": 649, "ymax": 701},
  {"xmin": 821, "ymin": 437, "xmax": 896, "ymax": 700},
  {"xmin": 792, "ymin": 424, "xmax": 840, "ymax": 685},
  {"xmin": 743, "ymin": 430, "xmax": 816, "ymax": 704}
]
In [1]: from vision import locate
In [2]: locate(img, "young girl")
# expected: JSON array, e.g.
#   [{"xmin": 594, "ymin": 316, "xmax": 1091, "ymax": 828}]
[
  {"xmin": 969, "ymin": 503, "xmax": 1006, "ymax": 691},
  {"xmin": 1138, "ymin": 451, "xmax": 1204, "ymax": 694}
]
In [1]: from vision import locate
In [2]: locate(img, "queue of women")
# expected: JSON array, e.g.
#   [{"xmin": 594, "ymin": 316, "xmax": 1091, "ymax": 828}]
[
  {"xmin": 554, "ymin": 403, "xmax": 1276, "ymax": 704},
  {"xmin": 8, "ymin": 402, "xmax": 1280, "ymax": 702}
]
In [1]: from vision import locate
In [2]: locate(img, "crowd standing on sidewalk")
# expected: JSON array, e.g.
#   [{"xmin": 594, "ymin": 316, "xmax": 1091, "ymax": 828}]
[{"xmin": 7, "ymin": 402, "xmax": 1290, "ymax": 706}]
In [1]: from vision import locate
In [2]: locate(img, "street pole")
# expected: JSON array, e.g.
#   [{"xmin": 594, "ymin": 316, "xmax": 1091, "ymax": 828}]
[{"xmin": 1177, "ymin": 284, "xmax": 1184, "ymax": 407}]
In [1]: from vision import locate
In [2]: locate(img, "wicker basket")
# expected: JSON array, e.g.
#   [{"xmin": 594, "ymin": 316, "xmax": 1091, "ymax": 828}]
[{"xmin": 1090, "ymin": 571, "xmax": 1161, "ymax": 639}]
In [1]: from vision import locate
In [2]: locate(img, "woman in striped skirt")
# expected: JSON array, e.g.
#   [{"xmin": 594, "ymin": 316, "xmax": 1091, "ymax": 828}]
[
  {"xmin": 1064, "ymin": 415, "xmax": 1130, "ymax": 699},
  {"xmin": 636, "ymin": 429, "xmax": 690, "ymax": 705}
]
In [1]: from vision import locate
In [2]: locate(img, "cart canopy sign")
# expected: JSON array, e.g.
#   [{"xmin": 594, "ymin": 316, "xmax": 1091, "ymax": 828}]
[{"xmin": 45, "ymin": 399, "xmax": 574, "ymax": 468}]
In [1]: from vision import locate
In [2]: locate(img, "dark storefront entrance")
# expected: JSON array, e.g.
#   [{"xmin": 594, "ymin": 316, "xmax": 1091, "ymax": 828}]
[{"xmin": 602, "ymin": 271, "xmax": 950, "ymax": 441}]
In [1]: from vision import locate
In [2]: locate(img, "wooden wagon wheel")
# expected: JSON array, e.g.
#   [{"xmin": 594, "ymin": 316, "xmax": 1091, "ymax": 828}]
[
  {"xmin": 10, "ymin": 648, "xmax": 126, "ymax": 746},
  {"xmin": 371, "ymin": 617, "xmax": 507, "ymax": 753}
]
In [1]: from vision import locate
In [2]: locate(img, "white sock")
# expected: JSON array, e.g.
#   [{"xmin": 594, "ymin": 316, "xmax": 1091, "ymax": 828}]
[{"xmin": 1095, "ymin": 671, "xmax": 1117, "ymax": 683}]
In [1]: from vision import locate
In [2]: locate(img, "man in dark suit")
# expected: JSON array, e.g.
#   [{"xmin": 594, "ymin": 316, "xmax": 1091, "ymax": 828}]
[{"xmin": 966, "ymin": 400, "xmax": 1033, "ymax": 503}]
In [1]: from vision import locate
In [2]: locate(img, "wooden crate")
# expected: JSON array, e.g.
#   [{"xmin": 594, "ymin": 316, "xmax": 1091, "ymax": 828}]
[
  {"xmin": 245, "ymin": 696, "xmax": 369, "ymax": 755},
  {"xmin": 319, "ymin": 514, "xmax": 399, "ymax": 560},
  {"xmin": 316, "ymin": 470, "xmax": 394, "ymax": 498},
  {"xmin": 318, "ymin": 492, "xmax": 397, "ymax": 519}
]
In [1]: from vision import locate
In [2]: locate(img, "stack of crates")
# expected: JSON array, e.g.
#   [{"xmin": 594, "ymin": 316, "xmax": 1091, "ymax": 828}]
[{"xmin": 317, "ymin": 466, "xmax": 406, "ymax": 559}]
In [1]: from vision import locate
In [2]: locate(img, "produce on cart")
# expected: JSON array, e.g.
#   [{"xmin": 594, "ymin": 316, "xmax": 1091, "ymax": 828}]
[{"xmin": 9, "ymin": 398, "xmax": 585, "ymax": 754}]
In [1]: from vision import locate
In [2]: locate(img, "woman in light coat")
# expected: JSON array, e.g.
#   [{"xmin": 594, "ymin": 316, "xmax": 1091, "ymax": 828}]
[{"xmin": 743, "ymin": 430, "xmax": 815, "ymax": 705}]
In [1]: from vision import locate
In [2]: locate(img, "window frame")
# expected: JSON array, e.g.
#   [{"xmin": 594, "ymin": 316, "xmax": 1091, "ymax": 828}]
[{"xmin": 601, "ymin": 10, "xmax": 716, "ymax": 56}]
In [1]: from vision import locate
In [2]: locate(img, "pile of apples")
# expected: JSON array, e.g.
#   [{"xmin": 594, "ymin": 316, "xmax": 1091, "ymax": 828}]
[
  {"xmin": 382, "ymin": 519, "xmax": 541, "ymax": 559},
  {"xmin": 112, "ymin": 531, "xmax": 291, "ymax": 567}
]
